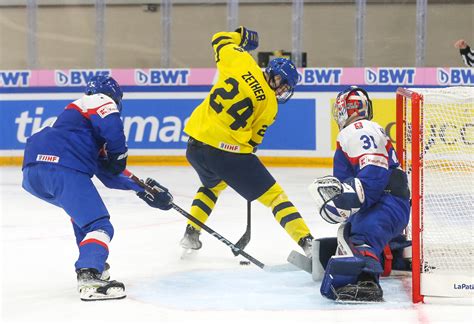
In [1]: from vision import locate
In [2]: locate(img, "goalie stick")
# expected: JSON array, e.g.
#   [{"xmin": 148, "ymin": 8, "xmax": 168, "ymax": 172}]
[
  {"xmin": 124, "ymin": 170, "xmax": 267, "ymax": 270},
  {"xmin": 232, "ymin": 200, "xmax": 252, "ymax": 256}
]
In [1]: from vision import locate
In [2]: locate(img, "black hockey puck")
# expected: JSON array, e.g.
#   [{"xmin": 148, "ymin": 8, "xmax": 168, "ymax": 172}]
[{"xmin": 239, "ymin": 261, "xmax": 251, "ymax": 265}]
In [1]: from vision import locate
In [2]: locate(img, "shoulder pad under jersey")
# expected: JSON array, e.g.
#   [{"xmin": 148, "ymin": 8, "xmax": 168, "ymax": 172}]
[
  {"xmin": 337, "ymin": 120, "xmax": 389, "ymax": 160},
  {"xmin": 72, "ymin": 94, "xmax": 120, "ymax": 118}
]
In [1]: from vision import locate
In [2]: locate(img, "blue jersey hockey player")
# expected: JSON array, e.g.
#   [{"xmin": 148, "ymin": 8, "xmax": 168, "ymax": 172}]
[
  {"xmin": 21, "ymin": 75, "xmax": 173, "ymax": 301},
  {"xmin": 308, "ymin": 86, "xmax": 411, "ymax": 302}
]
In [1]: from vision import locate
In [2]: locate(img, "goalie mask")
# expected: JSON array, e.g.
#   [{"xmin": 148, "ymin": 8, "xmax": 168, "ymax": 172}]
[{"xmin": 333, "ymin": 86, "xmax": 373, "ymax": 129}]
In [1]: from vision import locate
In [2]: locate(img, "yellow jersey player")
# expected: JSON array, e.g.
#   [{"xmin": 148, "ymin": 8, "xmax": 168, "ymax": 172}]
[{"xmin": 181, "ymin": 26, "xmax": 314, "ymax": 257}]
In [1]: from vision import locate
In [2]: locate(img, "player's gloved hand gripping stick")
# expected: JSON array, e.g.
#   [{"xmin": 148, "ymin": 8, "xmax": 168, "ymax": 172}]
[
  {"xmin": 136, "ymin": 177, "xmax": 174, "ymax": 210},
  {"xmin": 124, "ymin": 170, "xmax": 266, "ymax": 269}
]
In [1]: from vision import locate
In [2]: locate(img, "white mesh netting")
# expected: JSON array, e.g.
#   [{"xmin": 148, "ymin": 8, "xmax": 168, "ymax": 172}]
[{"xmin": 405, "ymin": 87, "xmax": 474, "ymax": 276}]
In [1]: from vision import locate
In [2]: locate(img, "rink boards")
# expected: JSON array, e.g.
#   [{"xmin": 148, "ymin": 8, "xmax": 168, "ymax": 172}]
[{"xmin": 1, "ymin": 67, "xmax": 471, "ymax": 166}]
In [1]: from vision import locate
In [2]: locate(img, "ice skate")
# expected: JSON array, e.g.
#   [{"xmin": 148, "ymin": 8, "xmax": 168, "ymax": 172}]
[
  {"xmin": 100, "ymin": 262, "xmax": 110, "ymax": 280},
  {"xmin": 180, "ymin": 224, "xmax": 202, "ymax": 258},
  {"xmin": 298, "ymin": 234, "xmax": 314, "ymax": 258},
  {"xmin": 77, "ymin": 268, "xmax": 126, "ymax": 301}
]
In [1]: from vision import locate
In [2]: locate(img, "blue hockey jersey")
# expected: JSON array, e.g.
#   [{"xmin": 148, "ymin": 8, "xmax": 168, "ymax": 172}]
[
  {"xmin": 333, "ymin": 119, "xmax": 401, "ymax": 210},
  {"xmin": 23, "ymin": 94, "xmax": 140, "ymax": 191}
]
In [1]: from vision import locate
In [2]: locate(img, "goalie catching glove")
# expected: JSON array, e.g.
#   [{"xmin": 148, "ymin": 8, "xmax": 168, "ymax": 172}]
[
  {"xmin": 137, "ymin": 178, "xmax": 173, "ymax": 210},
  {"xmin": 308, "ymin": 176, "xmax": 365, "ymax": 224}
]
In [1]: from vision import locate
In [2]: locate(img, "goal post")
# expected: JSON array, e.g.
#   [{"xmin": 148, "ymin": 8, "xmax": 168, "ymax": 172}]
[{"xmin": 396, "ymin": 86, "xmax": 474, "ymax": 304}]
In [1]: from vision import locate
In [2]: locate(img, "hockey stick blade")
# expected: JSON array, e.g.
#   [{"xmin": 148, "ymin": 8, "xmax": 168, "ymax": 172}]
[
  {"xmin": 125, "ymin": 170, "xmax": 266, "ymax": 269},
  {"xmin": 232, "ymin": 232, "xmax": 250, "ymax": 256},
  {"xmin": 232, "ymin": 200, "xmax": 251, "ymax": 256},
  {"xmin": 287, "ymin": 250, "xmax": 312, "ymax": 274},
  {"xmin": 263, "ymin": 263, "xmax": 300, "ymax": 273}
]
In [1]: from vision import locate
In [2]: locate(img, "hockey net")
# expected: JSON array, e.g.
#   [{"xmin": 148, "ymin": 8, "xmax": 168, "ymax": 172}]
[{"xmin": 396, "ymin": 87, "xmax": 474, "ymax": 304}]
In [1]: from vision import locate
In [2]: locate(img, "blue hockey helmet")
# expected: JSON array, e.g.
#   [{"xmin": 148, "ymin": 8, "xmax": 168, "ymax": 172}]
[
  {"xmin": 333, "ymin": 86, "xmax": 373, "ymax": 129},
  {"xmin": 265, "ymin": 57, "xmax": 299, "ymax": 104},
  {"xmin": 85, "ymin": 75, "xmax": 123, "ymax": 111}
]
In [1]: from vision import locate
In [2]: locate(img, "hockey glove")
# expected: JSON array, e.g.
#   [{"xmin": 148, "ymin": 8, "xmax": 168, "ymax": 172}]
[
  {"xmin": 309, "ymin": 176, "xmax": 365, "ymax": 224},
  {"xmin": 322, "ymin": 177, "xmax": 365, "ymax": 224},
  {"xmin": 137, "ymin": 178, "xmax": 173, "ymax": 210},
  {"xmin": 100, "ymin": 151, "xmax": 128, "ymax": 175},
  {"xmin": 308, "ymin": 176, "xmax": 343, "ymax": 224},
  {"xmin": 235, "ymin": 26, "xmax": 259, "ymax": 51}
]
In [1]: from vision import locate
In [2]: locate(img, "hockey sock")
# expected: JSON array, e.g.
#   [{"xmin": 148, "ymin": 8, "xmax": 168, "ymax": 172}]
[
  {"xmin": 75, "ymin": 230, "xmax": 110, "ymax": 273},
  {"xmin": 258, "ymin": 183, "xmax": 311, "ymax": 243},
  {"xmin": 74, "ymin": 217, "xmax": 114, "ymax": 273},
  {"xmin": 188, "ymin": 181, "xmax": 227, "ymax": 230}
]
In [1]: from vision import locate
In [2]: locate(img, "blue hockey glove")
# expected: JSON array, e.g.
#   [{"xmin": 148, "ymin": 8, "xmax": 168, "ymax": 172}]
[
  {"xmin": 137, "ymin": 178, "xmax": 173, "ymax": 210},
  {"xmin": 100, "ymin": 151, "xmax": 128, "ymax": 175},
  {"xmin": 235, "ymin": 26, "xmax": 259, "ymax": 51}
]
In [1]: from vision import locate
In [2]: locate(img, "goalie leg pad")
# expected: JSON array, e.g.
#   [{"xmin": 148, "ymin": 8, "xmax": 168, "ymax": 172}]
[
  {"xmin": 320, "ymin": 256, "xmax": 384, "ymax": 302},
  {"xmin": 349, "ymin": 238, "xmax": 384, "ymax": 276},
  {"xmin": 321, "ymin": 224, "xmax": 384, "ymax": 301},
  {"xmin": 320, "ymin": 256, "xmax": 366, "ymax": 300}
]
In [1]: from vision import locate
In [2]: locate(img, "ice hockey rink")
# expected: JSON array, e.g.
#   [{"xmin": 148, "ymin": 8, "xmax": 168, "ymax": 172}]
[{"xmin": 1, "ymin": 166, "xmax": 472, "ymax": 323}]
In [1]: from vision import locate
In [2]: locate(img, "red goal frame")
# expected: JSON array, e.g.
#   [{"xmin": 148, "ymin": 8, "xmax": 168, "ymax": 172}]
[{"xmin": 396, "ymin": 87, "xmax": 424, "ymax": 303}]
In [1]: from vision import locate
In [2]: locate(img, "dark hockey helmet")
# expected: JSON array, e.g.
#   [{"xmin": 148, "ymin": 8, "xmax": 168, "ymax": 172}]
[
  {"xmin": 85, "ymin": 75, "xmax": 123, "ymax": 111},
  {"xmin": 333, "ymin": 86, "xmax": 373, "ymax": 129},
  {"xmin": 265, "ymin": 57, "xmax": 299, "ymax": 104}
]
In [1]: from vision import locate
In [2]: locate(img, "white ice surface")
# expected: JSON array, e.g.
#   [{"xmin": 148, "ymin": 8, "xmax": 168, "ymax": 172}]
[{"xmin": 1, "ymin": 166, "xmax": 472, "ymax": 324}]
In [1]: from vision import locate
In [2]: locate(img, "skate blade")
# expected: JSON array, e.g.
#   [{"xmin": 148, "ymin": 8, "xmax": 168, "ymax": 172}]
[{"xmin": 80, "ymin": 287, "xmax": 126, "ymax": 301}]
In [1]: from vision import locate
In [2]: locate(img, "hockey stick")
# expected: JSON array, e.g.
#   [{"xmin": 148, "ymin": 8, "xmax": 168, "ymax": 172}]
[
  {"xmin": 124, "ymin": 170, "xmax": 266, "ymax": 269},
  {"xmin": 232, "ymin": 200, "xmax": 251, "ymax": 256}
]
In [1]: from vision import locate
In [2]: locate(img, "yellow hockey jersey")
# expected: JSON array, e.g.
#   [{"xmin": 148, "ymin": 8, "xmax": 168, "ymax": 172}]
[{"xmin": 184, "ymin": 31, "xmax": 278, "ymax": 154}]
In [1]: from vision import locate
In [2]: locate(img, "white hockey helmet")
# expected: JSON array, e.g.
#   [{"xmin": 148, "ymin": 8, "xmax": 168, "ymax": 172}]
[{"xmin": 333, "ymin": 86, "xmax": 373, "ymax": 129}]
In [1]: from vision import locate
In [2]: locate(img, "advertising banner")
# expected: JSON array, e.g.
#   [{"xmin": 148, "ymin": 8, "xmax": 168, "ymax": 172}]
[
  {"xmin": 1, "ymin": 67, "xmax": 471, "ymax": 165},
  {"xmin": 1, "ymin": 67, "xmax": 472, "ymax": 88}
]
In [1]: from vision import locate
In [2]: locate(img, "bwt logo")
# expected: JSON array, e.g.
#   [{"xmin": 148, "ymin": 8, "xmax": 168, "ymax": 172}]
[
  {"xmin": 365, "ymin": 68, "xmax": 416, "ymax": 85},
  {"xmin": 0, "ymin": 71, "xmax": 30, "ymax": 87},
  {"xmin": 55, "ymin": 70, "xmax": 110, "ymax": 86},
  {"xmin": 302, "ymin": 69, "xmax": 342, "ymax": 85},
  {"xmin": 437, "ymin": 68, "xmax": 474, "ymax": 85},
  {"xmin": 135, "ymin": 69, "xmax": 190, "ymax": 85}
]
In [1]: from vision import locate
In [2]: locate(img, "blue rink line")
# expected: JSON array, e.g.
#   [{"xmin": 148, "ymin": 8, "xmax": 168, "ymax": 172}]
[{"xmin": 131, "ymin": 268, "xmax": 412, "ymax": 311}]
